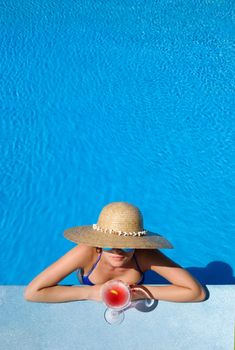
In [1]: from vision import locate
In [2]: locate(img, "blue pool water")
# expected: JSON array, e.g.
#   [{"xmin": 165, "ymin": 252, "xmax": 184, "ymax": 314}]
[{"xmin": 0, "ymin": 0, "xmax": 234, "ymax": 285}]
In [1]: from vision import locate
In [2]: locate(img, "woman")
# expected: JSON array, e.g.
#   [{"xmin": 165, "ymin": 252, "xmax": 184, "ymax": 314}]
[{"xmin": 24, "ymin": 202, "xmax": 206, "ymax": 303}]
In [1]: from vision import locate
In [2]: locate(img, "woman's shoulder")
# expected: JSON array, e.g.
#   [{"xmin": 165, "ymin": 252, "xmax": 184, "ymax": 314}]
[{"xmin": 71, "ymin": 244, "xmax": 97, "ymax": 268}]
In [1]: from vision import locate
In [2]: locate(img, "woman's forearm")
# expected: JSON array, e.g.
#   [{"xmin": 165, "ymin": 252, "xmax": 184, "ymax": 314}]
[
  {"xmin": 24, "ymin": 285, "xmax": 91, "ymax": 303},
  {"xmin": 133, "ymin": 284, "xmax": 206, "ymax": 303}
]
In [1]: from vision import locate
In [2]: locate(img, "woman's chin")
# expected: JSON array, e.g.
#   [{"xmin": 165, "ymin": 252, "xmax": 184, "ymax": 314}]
[{"xmin": 110, "ymin": 256, "xmax": 126, "ymax": 265}]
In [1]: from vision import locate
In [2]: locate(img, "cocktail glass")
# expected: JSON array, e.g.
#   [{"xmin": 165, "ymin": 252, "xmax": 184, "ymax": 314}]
[{"xmin": 101, "ymin": 279, "xmax": 154, "ymax": 325}]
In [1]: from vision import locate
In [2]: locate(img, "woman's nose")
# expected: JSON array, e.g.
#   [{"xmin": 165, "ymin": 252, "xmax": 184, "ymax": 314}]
[{"xmin": 111, "ymin": 248, "xmax": 124, "ymax": 254}]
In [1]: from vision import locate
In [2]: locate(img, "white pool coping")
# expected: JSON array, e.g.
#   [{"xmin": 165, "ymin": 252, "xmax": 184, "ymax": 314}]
[{"xmin": 0, "ymin": 285, "xmax": 234, "ymax": 350}]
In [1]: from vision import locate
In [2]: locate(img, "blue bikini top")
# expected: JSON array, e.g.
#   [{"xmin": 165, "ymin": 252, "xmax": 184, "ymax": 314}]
[{"xmin": 76, "ymin": 251, "xmax": 145, "ymax": 285}]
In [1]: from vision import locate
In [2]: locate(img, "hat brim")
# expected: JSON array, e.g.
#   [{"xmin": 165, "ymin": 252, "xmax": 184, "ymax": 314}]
[{"xmin": 63, "ymin": 225, "xmax": 174, "ymax": 249}]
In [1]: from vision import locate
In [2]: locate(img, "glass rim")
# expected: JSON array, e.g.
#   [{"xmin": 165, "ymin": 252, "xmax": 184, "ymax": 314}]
[{"xmin": 101, "ymin": 280, "xmax": 131, "ymax": 309}]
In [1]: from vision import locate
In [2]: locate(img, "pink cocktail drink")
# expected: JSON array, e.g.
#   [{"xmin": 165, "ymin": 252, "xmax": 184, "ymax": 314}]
[
  {"xmin": 101, "ymin": 279, "xmax": 155, "ymax": 325},
  {"xmin": 101, "ymin": 280, "xmax": 130, "ymax": 309}
]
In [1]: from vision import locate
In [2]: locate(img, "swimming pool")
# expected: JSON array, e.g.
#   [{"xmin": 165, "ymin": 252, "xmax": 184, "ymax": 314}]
[{"xmin": 1, "ymin": 0, "xmax": 234, "ymax": 285}]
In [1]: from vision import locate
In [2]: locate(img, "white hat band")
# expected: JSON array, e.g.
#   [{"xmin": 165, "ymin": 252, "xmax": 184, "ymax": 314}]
[{"xmin": 92, "ymin": 223, "xmax": 147, "ymax": 237}]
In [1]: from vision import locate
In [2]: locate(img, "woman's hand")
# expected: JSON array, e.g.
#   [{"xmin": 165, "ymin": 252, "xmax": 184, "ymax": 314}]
[
  {"xmin": 129, "ymin": 284, "xmax": 154, "ymax": 301},
  {"xmin": 129, "ymin": 284, "xmax": 145, "ymax": 301},
  {"xmin": 87, "ymin": 284, "xmax": 104, "ymax": 302}
]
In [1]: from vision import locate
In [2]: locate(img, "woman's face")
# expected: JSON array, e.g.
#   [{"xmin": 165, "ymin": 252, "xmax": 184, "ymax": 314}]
[{"xmin": 101, "ymin": 248, "xmax": 135, "ymax": 268}]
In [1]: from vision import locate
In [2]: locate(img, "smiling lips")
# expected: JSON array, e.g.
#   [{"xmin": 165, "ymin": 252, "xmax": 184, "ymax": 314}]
[{"xmin": 112, "ymin": 255, "xmax": 125, "ymax": 260}]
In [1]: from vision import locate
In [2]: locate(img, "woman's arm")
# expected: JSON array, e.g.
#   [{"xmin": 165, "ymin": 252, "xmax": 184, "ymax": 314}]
[
  {"xmin": 24, "ymin": 284, "xmax": 92, "ymax": 303},
  {"xmin": 24, "ymin": 244, "xmax": 94, "ymax": 303},
  {"xmin": 132, "ymin": 284, "xmax": 205, "ymax": 303},
  {"xmin": 132, "ymin": 249, "xmax": 206, "ymax": 303}
]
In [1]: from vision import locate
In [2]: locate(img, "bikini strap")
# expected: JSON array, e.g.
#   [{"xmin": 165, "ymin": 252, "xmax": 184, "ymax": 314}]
[{"xmin": 86, "ymin": 251, "xmax": 102, "ymax": 277}]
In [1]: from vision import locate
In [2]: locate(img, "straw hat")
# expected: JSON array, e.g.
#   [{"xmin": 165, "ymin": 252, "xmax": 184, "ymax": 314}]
[{"xmin": 64, "ymin": 202, "xmax": 173, "ymax": 249}]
